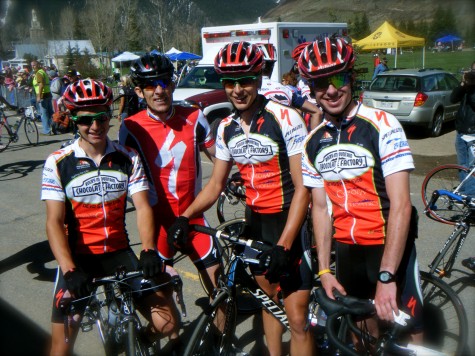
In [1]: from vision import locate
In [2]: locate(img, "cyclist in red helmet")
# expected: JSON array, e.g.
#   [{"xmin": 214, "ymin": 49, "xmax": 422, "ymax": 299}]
[
  {"xmin": 42, "ymin": 79, "xmax": 176, "ymax": 355},
  {"xmin": 169, "ymin": 41, "xmax": 314, "ymax": 355},
  {"xmin": 299, "ymin": 37, "xmax": 423, "ymax": 346}
]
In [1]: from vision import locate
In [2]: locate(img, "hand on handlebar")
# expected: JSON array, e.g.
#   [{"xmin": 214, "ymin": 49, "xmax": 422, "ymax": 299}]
[
  {"xmin": 139, "ymin": 249, "xmax": 164, "ymax": 278},
  {"xmin": 320, "ymin": 273, "xmax": 346, "ymax": 300},
  {"xmin": 258, "ymin": 245, "xmax": 290, "ymax": 283},
  {"xmin": 64, "ymin": 269, "xmax": 91, "ymax": 298},
  {"xmin": 167, "ymin": 216, "xmax": 189, "ymax": 251}
]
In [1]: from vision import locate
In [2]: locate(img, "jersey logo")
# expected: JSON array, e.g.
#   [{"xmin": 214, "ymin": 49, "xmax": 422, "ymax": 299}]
[
  {"xmin": 257, "ymin": 117, "xmax": 265, "ymax": 132},
  {"xmin": 347, "ymin": 125, "xmax": 356, "ymax": 141},
  {"xmin": 230, "ymin": 138, "xmax": 274, "ymax": 159},
  {"xmin": 280, "ymin": 108, "xmax": 291, "ymax": 125},
  {"xmin": 72, "ymin": 175, "xmax": 127, "ymax": 197},
  {"xmin": 375, "ymin": 110, "xmax": 390, "ymax": 126},
  {"xmin": 406, "ymin": 296, "xmax": 417, "ymax": 317},
  {"xmin": 318, "ymin": 149, "xmax": 368, "ymax": 174}
]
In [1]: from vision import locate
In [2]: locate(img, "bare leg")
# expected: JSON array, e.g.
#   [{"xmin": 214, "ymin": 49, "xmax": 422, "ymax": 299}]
[{"xmin": 283, "ymin": 289, "xmax": 314, "ymax": 355}]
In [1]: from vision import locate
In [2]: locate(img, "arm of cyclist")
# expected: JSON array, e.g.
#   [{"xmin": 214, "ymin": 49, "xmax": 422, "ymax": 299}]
[
  {"xmin": 375, "ymin": 170, "xmax": 412, "ymax": 322},
  {"xmin": 167, "ymin": 158, "xmax": 233, "ymax": 248},
  {"xmin": 311, "ymin": 187, "xmax": 346, "ymax": 299},
  {"xmin": 46, "ymin": 200, "xmax": 90, "ymax": 297}
]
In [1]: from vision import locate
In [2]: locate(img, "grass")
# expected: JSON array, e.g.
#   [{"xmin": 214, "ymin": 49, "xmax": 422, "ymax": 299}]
[{"xmin": 355, "ymin": 49, "xmax": 475, "ymax": 82}]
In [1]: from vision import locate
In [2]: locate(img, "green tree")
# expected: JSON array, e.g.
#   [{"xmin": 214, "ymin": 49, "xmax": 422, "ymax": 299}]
[
  {"xmin": 126, "ymin": 2, "xmax": 142, "ymax": 51},
  {"xmin": 360, "ymin": 13, "xmax": 371, "ymax": 38},
  {"xmin": 352, "ymin": 14, "xmax": 362, "ymax": 40}
]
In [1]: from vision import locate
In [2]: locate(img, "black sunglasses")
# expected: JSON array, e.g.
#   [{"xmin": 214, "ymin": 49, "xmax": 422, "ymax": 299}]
[{"xmin": 72, "ymin": 112, "xmax": 111, "ymax": 126}]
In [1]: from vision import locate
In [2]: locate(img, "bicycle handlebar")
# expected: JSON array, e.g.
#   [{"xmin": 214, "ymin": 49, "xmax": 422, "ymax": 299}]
[{"xmin": 192, "ymin": 224, "xmax": 272, "ymax": 253}]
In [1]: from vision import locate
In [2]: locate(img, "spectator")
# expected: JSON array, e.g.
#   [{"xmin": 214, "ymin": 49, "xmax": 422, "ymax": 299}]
[
  {"xmin": 372, "ymin": 57, "xmax": 389, "ymax": 80},
  {"xmin": 117, "ymin": 75, "xmax": 139, "ymax": 124},
  {"xmin": 4, "ymin": 77, "xmax": 16, "ymax": 105},
  {"xmin": 282, "ymin": 71, "xmax": 299, "ymax": 94},
  {"xmin": 450, "ymin": 61, "xmax": 475, "ymax": 198},
  {"xmin": 31, "ymin": 60, "xmax": 56, "ymax": 135},
  {"xmin": 66, "ymin": 68, "xmax": 79, "ymax": 83}
]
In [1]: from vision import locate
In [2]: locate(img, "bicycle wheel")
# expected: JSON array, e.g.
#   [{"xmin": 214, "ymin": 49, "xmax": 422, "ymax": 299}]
[
  {"xmin": 184, "ymin": 289, "xmax": 237, "ymax": 356},
  {"xmin": 421, "ymin": 164, "xmax": 474, "ymax": 225},
  {"xmin": 23, "ymin": 117, "xmax": 39, "ymax": 145},
  {"xmin": 420, "ymin": 271, "xmax": 468, "ymax": 356},
  {"xmin": 216, "ymin": 189, "xmax": 246, "ymax": 224},
  {"xmin": 0, "ymin": 120, "xmax": 12, "ymax": 152}
]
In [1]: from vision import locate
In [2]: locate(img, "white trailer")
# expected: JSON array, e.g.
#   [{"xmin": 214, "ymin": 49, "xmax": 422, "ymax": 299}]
[{"xmin": 201, "ymin": 21, "xmax": 348, "ymax": 82}]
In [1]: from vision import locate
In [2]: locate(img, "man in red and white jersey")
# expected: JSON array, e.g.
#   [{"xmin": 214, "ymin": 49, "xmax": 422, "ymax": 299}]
[
  {"xmin": 168, "ymin": 41, "xmax": 314, "ymax": 356},
  {"xmin": 118, "ymin": 53, "xmax": 221, "ymax": 296},
  {"xmin": 299, "ymin": 37, "xmax": 423, "ymax": 344},
  {"xmin": 42, "ymin": 79, "xmax": 178, "ymax": 355}
]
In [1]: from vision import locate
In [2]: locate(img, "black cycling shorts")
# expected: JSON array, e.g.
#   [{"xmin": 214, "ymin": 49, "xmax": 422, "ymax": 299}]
[
  {"xmin": 245, "ymin": 209, "xmax": 314, "ymax": 292},
  {"xmin": 335, "ymin": 238, "xmax": 423, "ymax": 331},
  {"xmin": 51, "ymin": 248, "xmax": 150, "ymax": 323}
]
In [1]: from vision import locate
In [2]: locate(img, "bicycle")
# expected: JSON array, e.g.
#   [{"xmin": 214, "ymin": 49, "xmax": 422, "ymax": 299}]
[
  {"xmin": 183, "ymin": 221, "xmax": 294, "ymax": 356},
  {"xmin": 421, "ymin": 165, "xmax": 474, "ymax": 278},
  {"xmin": 216, "ymin": 171, "xmax": 246, "ymax": 224},
  {"xmin": 0, "ymin": 102, "xmax": 39, "ymax": 152},
  {"xmin": 60, "ymin": 265, "xmax": 186, "ymax": 356},
  {"xmin": 314, "ymin": 273, "xmax": 468, "ymax": 356}
]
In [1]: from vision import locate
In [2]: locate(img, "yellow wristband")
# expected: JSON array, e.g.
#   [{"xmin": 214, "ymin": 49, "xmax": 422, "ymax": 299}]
[{"xmin": 318, "ymin": 268, "xmax": 332, "ymax": 277}]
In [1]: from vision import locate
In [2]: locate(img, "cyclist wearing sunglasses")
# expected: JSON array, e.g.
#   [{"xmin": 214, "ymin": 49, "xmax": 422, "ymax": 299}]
[
  {"xmin": 41, "ymin": 79, "xmax": 177, "ymax": 355},
  {"xmin": 168, "ymin": 41, "xmax": 314, "ymax": 356},
  {"xmin": 299, "ymin": 37, "xmax": 423, "ymax": 345},
  {"xmin": 118, "ymin": 53, "xmax": 221, "ymax": 330}
]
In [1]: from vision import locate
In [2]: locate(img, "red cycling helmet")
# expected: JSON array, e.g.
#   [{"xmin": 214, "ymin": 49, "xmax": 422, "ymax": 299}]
[
  {"xmin": 256, "ymin": 43, "xmax": 277, "ymax": 62},
  {"xmin": 291, "ymin": 42, "xmax": 311, "ymax": 62},
  {"xmin": 298, "ymin": 37, "xmax": 355, "ymax": 79},
  {"xmin": 214, "ymin": 41, "xmax": 264, "ymax": 75},
  {"xmin": 62, "ymin": 79, "xmax": 113, "ymax": 112}
]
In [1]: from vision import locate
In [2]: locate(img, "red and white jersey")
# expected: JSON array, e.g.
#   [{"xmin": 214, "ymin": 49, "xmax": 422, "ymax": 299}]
[
  {"xmin": 259, "ymin": 76, "xmax": 293, "ymax": 106},
  {"xmin": 297, "ymin": 78, "xmax": 316, "ymax": 104},
  {"xmin": 216, "ymin": 98, "xmax": 307, "ymax": 213},
  {"xmin": 302, "ymin": 103, "xmax": 414, "ymax": 245},
  {"xmin": 119, "ymin": 106, "xmax": 214, "ymax": 222},
  {"xmin": 41, "ymin": 138, "xmax": 149, "ymax": 254}
]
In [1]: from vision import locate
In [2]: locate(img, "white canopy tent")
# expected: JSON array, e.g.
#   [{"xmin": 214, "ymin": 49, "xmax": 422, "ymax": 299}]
[{"xmin": 111, "ymin": 51, "xmax": 140, "ymax": 62}]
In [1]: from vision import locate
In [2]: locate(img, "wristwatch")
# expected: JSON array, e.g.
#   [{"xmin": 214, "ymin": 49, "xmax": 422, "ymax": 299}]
[{"xmin": 378, "ymin": 271, "xmax": 396, "ymax": 283}]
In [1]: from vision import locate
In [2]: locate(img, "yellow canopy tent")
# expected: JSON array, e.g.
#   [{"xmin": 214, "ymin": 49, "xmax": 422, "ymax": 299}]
[{"xmin": 354, "ymin": 21, "xmax": 426, "ymax": 69}]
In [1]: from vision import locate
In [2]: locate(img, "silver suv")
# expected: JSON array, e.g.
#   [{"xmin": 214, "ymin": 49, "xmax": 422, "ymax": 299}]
[{"xmin": 360, "ymin": 69, "xmax": 460, "ymax": 137}]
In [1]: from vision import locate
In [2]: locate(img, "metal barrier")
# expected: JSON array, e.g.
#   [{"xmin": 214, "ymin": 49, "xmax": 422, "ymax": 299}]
[{"xmin": 0, "ymin": 85, "xmax": 36, "ymax": 108}]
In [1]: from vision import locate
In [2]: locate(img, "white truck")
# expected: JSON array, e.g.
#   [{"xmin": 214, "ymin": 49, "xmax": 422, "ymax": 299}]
[{"xmin": 173, "ymin": 21, "xmax": 348, "ymax": 133}]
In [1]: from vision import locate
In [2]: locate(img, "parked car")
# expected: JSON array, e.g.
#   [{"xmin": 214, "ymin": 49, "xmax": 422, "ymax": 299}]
[
  {"xmin": 359, "ymin": 69, "xmax": 460, "ymax": 137},
  {"xmin": 173, "ymin": 65, "xmax": 233, "ymax": 137}
]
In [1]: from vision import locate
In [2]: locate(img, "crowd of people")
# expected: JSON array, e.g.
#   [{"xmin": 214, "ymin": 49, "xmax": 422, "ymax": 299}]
[{"xmin": 32, "ymin": 37, "xmax": 471, "ymax": 356}]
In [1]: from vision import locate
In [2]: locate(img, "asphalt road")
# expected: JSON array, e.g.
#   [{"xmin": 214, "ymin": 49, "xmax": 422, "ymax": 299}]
[{"xmin": 0, "ymin": 118, "xmax": 473, "ymax": 355}]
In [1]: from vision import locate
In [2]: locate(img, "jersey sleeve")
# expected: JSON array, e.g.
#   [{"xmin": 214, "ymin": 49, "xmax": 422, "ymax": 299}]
[
  {"xmin": 215, "ymin": 118, "xmax": 232, "ymax": 162},
  {"xmin": 41, "ymin": 154, "xmax": 65, "ymax": 201},
  {"xmin": 301, "ymin": 131, "xmax": 324, "ymax": 189},
  {"xmin": 126, "ymin": 147, "xmax": 150, "ymax": 197},
  {"xmin": 378, "ymin": 112, "xmax": 415, "ymax": 177},
  {"xmin": 279, "ymin": 106, "xmax": 308, "ymax": 156},
  {"xmin": 196, "ymin": 110, "xmax": 215, "ymax": 149}
]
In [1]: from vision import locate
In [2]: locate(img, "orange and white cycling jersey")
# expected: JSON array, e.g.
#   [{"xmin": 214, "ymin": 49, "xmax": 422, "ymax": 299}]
[
  {"xmin": 216, "ymin": 98, "xmax": 308, "ymax": 213},
  {"xmin": 302, "ymin": 103, "xmax": 414, "ymax": 245},
  {"xmin": 41, "ymin": 139, "xmax": 149, "ymax": 254}
]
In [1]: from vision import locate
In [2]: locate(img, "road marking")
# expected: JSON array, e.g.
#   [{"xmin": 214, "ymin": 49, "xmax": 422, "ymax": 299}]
[{"xmin": 175, "ymin": 267, "xmax": 200, "ymax": 281}]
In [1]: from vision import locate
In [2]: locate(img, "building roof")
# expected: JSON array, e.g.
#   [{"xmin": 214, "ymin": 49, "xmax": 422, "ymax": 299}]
[{"xmin": 15, "ymin": 43, "xmax": 48, "ymax": 59}]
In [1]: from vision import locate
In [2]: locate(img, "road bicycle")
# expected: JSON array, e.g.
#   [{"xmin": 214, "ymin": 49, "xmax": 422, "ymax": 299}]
[
  {"xmin": 314, "ymin": 274, "xmax": 468, "ymax": 356},
  {"xmin": 184, "ymin": 222, "xmax": 468, "ymax": 356},
  {"xmin": 0, "ymin": 102, "xmax": 39, "ymax": 152},
  {"xmin": 421, "ymin": 164, "xmax": 474, "ymax": 278},
  {"xmin": 183, "ymin": 221, "xmax": 295, "ymax": 356},
  {"xmin": 61, "ymin": 266, "xmax": 186, "ymax": 356}
]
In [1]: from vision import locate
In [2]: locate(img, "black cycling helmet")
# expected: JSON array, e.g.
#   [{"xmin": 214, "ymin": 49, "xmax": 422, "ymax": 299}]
[
  {"xmin": 130, "ymin": 53, "xmax": 174, "ymax": 84},
  {"xmin": 298, "ymin": 37, "xmax": 355, "ymax": 79}
]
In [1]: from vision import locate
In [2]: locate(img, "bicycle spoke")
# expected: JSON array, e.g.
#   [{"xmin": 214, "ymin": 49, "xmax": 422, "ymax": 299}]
[{"xmin": 24, "ymin": 118, "xmax": 39, "ymax": 145}]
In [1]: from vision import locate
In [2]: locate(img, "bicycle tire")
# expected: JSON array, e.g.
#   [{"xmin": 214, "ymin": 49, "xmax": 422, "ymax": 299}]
[
  {"xmin": 0, "ymin": 119, "xmax": 12, "ymax": 152},
  {"xmin": 184, "ymin": 289, "xmax": 237, "ymax": 356},
  {"xmin": 125, "ymin": 319, "xmax": 137, "ymax": 356},
  {"xmin": 420, "ymin": 271, "xmax": 468, "ymax": 356},
  {"xmin": 23, "ymin": 117, "xmax": 39, "ymax": 145},
  {"xmin": 421, "ymin": 164, "xmax": 474, "ymax": 225}
]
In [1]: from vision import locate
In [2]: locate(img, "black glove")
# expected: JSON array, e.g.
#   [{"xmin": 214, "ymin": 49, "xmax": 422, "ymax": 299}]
[
  {"xmin": 63, "ymin": 269, "xmax": 91, "ymax": 298},
  {"xmin": 167, "ymin": 216, "xmax": 190, "ymax": 251},
  {"xmin": 258, "ymin": 245, "xmax": 290, "ymax": 283},
  {"xmin": 139, "ymin": 249, "xmax": 164, "ymax": 278}
]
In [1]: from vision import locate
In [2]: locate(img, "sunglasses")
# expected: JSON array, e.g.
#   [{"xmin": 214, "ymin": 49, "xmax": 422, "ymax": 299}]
[
  {"xmin": 141, "ymin": 78, "xmax": 173, "ymax": 90},
  {"xmin": 310, "ymin": 72, "xmax": 352, "ymax": 91},
  {"xmin": 72, "ymin": 112, "xmax": 111, "ymax": 126},
  {"xmin": 220, "ymin": 76, "xmax": 258, "ymax": 89}
]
